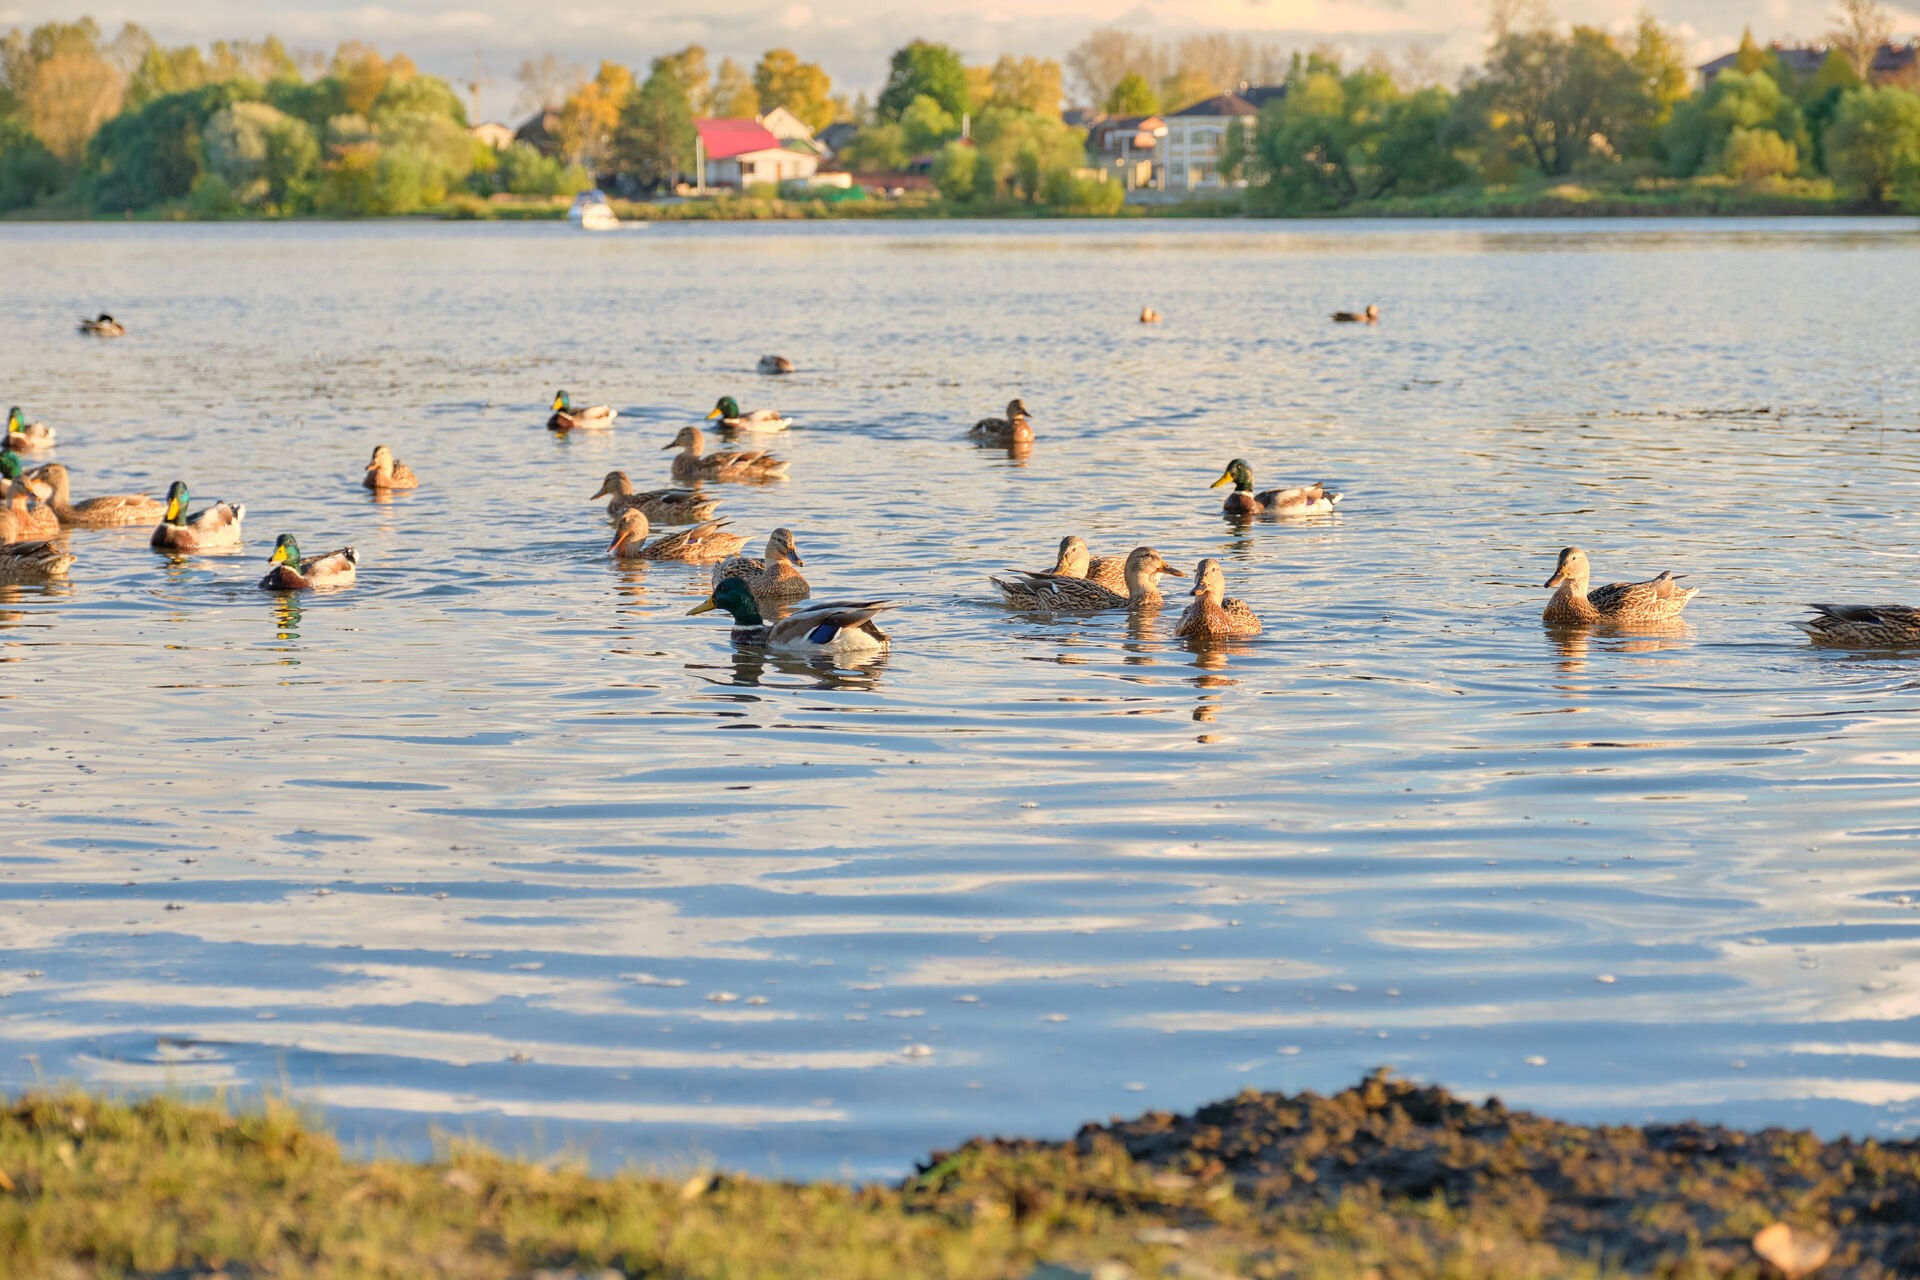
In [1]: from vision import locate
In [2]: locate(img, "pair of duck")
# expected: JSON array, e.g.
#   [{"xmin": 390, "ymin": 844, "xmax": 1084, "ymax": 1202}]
[
  {"xmin": 149, "ymin": 481, "xmax": 353, "ymax": 589},
  {"xmin": 547, "ymin": 391, "xmax": 792, "ymax": 436},
  {"xmin": 992, "ymin": 542, "xmax": 1260, "ymax": 639},
  {"xmin": 683, "ymin": 530, "xmax": 892, "ymax": 654},
  {"xmin": 1543, "ymin": 546, "xmax": 1920, "ymax": 647}
]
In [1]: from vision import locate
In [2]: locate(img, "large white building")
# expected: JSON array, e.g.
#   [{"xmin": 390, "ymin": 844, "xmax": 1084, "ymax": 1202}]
[
  {"xmin": 693, "ymin": 116, "xmax": 824, "ymax": 189},
  {"xmin": 1159, "ymin": 89, "xmax": 1285, "ymax": 193}
]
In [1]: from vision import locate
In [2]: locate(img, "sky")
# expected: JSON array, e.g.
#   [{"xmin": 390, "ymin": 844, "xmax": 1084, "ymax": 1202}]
[{"xmin": 6, "ymin": 0, "xmax": 1917, "ymax": 122}]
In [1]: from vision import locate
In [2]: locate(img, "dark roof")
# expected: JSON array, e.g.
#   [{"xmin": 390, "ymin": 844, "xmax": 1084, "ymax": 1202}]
[
  {"xmin": 817, "ymin": 122, "xmax": 858, "ymax": 151},
  {"xmin": 1063, "ymin": 107, "xmax": 1102, "ymax": 129},
  {"xmin": 1699, "ymin": 39, "xmax": 1917, "ymax": 78},
  {"xmin": 1170, "ymin": 93, "xmax": 1257, "ymax": 118},
  {"xmin": 514, "ymin": 109, "xmax": 561, "ymax": 154},
  {"xmin": 1237, "ymin": 83, "xmax": 1289, "ymax": 109}
]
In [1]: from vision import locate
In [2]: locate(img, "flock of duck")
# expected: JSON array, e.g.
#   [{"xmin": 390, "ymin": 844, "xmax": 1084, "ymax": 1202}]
[{"xmin": 6, "ymin": 311, "xmax": 1917, "ymax": 652}]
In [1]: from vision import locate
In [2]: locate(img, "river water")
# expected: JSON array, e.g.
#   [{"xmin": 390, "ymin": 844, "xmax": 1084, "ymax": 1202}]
[{"xmin": 3, "ymin": 216, "xmax": 1920, "ymax": 1177}]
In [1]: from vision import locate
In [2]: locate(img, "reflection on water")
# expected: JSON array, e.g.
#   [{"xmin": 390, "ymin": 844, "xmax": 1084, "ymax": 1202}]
[{"xmin": 2, "ymin": 217, "xmax": 1920, "ymax": 1176}]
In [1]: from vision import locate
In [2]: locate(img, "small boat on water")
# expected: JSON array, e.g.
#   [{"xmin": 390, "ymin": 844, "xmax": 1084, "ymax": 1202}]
[{"xmin": 568, "ymin": 190, "xmax": 620, "ymax": 231}]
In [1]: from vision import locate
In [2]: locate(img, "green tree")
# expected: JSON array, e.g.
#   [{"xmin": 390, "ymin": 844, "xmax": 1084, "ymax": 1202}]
[
  {"xmin": 85, "ymin": 80, "xmax": 248, "ymax": 209},
  {"xmin": 1103, "ymin": 72, "xmax": 1159, "ymax": 116},
  {"xmin": 202, "ymin": 100, "xmax": 318, "ymax": 208},
  {"xmin": 0, "ymin": 115, "xmax": 60, "ymax": 209},
  {"xmin": 984, "ymin": 55, "xmax": 1063, "ymax": 118},
  {"xmin": 1626, "ymin": 11, "xmax": 1690, "ymax": 149},
  {"xmin": 931, "ymin": 138, "xmax": 977, "ymax": 199},
  {"xmin": 615, "ymin": 63, "xmax": 694, "ymax": 189},
  {"xmin": 1825, "ymin": 85, "xmax": 1920, "ymax": 206},
  {"xmin": 834, "ymin": 122, "xmax": 909, "ymax": 170},
  {"xmin": 754, "ymin": 48, "xmax": 832, "ymax": 129},
  {"xmin": 1662, "ymin": 70, "xmax": 1805, "ymax": 176},
  {"xmin": 1241, "ymin": 67, "xmax": 1467, "ymax": 212},
  {"xmin": 711, "ymin": 57, "xmax": 758, "ymax": 118},
  {"xmin": 1464, "ymin": 26, "xmax": 1655, "ymax": 177},
  {"xmin": 1802, "ymin": 51, "xmax": 1864, "ymax": 171},
  {"xmin": 899, "ymin": 93, "xmax": 957, "ymax": 155},
  {"xmin": 656, "ymin": 46, "xmax": 712, "ymax": 116},
  {"xmin": 878, "ymin": 40, "xmax": 967, "ymax": 121},
  {"xmin": 968, "ymin": 106, "xmax": 1084, "ymax": 202}
]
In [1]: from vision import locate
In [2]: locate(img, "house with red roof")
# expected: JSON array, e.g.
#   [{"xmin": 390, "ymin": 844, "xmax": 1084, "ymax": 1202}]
[{"xmin": 694, "ymin": 117, "xmax": 821, "ymax": 189}]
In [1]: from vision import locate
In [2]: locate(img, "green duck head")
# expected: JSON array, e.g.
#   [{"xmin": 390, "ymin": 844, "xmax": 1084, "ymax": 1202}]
[
  {"xmin": 707, "ymin": 395, "xmax": 741, "ymax": 421},
  {"xmin": 163, "ymin": 481, "xmax": 190, "ymax": 525},
  {"xmin": 1210, "ymin": 458, "xmax": 1254, "ymax": 493},
  {"xmin": 5, "ymin": 407, "xmax": 22, "ymax": 435},
  {"xmin": 269, "ymin": 533, "xmax": 301, "ymax": 567},
  {"xmin": 688, "ymin": 576, "xmax": 765, "ymax": 626},
  {"xmin": 0, "ymin": 450, "xmax": 19, "ymax": 481},
  {"xmin": 552, "ymin": 390, "xmax": 572, "ymax": 413}
]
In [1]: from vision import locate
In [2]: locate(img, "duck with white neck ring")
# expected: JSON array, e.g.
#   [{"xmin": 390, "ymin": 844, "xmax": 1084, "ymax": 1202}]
[{"xmin": 689, "ymin": 578, "xmax": 897, "ymax": 653}]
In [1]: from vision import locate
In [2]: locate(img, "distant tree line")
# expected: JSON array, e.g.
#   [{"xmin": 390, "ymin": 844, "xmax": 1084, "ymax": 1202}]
[{"xmin": 2, "ymin": 6, "xmax": 1916, "ymax": 217}]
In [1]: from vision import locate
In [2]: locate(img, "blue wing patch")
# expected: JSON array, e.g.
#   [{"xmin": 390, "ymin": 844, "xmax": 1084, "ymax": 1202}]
[{"xmin": 807, "ymin": 621, "xmax": 840, "ymax": 644}]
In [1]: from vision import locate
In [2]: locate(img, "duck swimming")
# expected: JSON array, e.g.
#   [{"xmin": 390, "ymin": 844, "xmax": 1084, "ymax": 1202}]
[
  {"xmin": 689, "ymin": 577, "xmax": 896, "ymax": 654},
  {"xmin": 757, "ymin": 355, "xmax": 795, "ymax": 375},
  {"xmin": 991, "ymin": 546, "xmax": 1184, "ymax": 613},
  {"xmin": 548, "ymin": 390, "xmax": 617, "ymax": 432},
  {"xmin": 0, "ymin": 539, "xmax": 74, "ymax": 582},
  {"xmin": 5, "ymin": 407, "xmax": 54, "ymax": 452},
  {"xmin": 1541, "ymin": 547, "xmax": 1697, "ymax": 626},
  {"xmin": 663, "ymin": 426, "xmax": 789, "ymax": 483},
  {"xmin": 1331, "ymin": 305, "xmax": 1379, "ymax": 323},
  {"xmin": 258, "ymin": 534, "xmax": 356, "ymax": 590},
  {"xmin": 707, "ymin": 395, "xmax": 792, "ymax": 433},
  {"xmin": 0, "ymin": 488, "xmax": 58, "ymax": 540},
  {"xmin": 35, "ymin": 463, "xmax": 164, "ymax": 527},
  {"xmin": 150, "ymin": 481, "xmax": 245, "ymax": 552},
  {"xmin": 1175, "ymin": 558, "xmax": 1263, "ymax": 639},
  {"xmin": 608, "ymin": 511, "xmax": 748, "ymax": 564},
  {"xmin": 363, "ymin": 445, "xmax": 418, "ymax": 490},
  {"xmin": 969, "ymin": 399, "xmax": 1033, "ymax": 447},
  {"xmin": 78, "ymin": 313, "xmax": 125, "ymax": 337},
  {"xmin": 589, "ymin": 471, "xmax": 720, "ymax": 525},
  {"xmin": 1210, "ymin": 460, "xmax": 1341, "ymax": 517},
  {"xmin": 992, "ymin": 536, "xmax": 1127, "ymax": 607},
  {"xmin": 1793, "ymin": 604, "xmax": 1920, "ymax": 648},
  {"xmin": 712, "ymin": 527, "xmax": 809, "ymax": 599}
]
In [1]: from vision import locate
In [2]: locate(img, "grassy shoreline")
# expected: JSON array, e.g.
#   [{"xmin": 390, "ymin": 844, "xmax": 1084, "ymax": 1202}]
[
  {"xmin": 4, "ymin": 1070, "xmax": 1916, "ymax": 1278},
  {"xmin": 4, "ymin": 178, "xmax": 1907, "ymax": 225}
]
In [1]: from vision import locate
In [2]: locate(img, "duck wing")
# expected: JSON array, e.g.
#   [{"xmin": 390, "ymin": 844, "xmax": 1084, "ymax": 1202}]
[{"xmin": 767, "ymin": 600, "xmax": 898, "ymax": 647}]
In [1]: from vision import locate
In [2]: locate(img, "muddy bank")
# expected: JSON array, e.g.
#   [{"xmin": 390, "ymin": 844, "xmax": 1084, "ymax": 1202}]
[{"xmin": 4, "ymin": 1071, "xmax": 1917, "ymax": 1278}]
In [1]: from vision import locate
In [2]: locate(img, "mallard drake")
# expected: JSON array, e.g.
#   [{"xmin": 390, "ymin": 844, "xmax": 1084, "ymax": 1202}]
[
  {"xmin": 690, "ymin": 577, "xmax": 896, "ymax": 653},
  {"xmin": 991, "ymin": 546, "xmax": 1184, "ymax": 613},
  {"xmin": 258, "ymin": 534, "xmax": 356, "ymax": 590},
  {"xmin": 0, "ymin": 539, "xmax": 74, "ymax": 582},
  {"xmin": 992, "ymin": 536, "xmax": 1127, "ymax": 606},
  {"xmin": 1211, "ymin": 460, "xmax": 1342, "ymax": 517},
  {"xmin": 757, "ymin": 355, "xmax": 795, "ymax": 375},
  {"xmin": 1176, "ymin": 558, "xmax": 1263, "ymax": 639},
  {"xmin": 548, "ymin": 390, "xmax": 617, "ymax": 432},
  {"xmin": 608, "ymin": 511, "xmax": 748, "ymax": 563},
  {"xmin": 0, "ymin": 488, "xmax": 58, "ymax": 540},
  {"xmin": 663, "ymin": 426, "xmax": 789, "ymax": 483},
  {"xmin": 1331, "ymin": 305, "xmax": 1379, "ymax": 323},
  {"xmin": 363, "ymin": 444, "xmax": 418, "ymax": 490},
  {"xmin": 0, "ymin": 450, "xmax": 50, "ymax": 499},
  {"xmin": 5, "ymin": 407, "xmax": 55, "ymax": 452},
  {"xmin": 969, "ymin": 399, "xmax": 1033, "ymax": 447},
  {"xmin": 1793, "ymin": 604, "xmax": 1920, "ymax": 648},
  {"xmin": 589, "ymin": 471, "xmax": 720, "ymax": 525},
  {"xmin": 1139, "ymin": 306, "xmax": 1162, "ymax": 324},
  {"xmin": 35, "ymin": 463, "xmax": 164, "ymax": 527},
  {"xmin": 708, "ymin": 395, "xmax": 792, "ymax": 433},
  {"xmin": 712, "ymin": 527, "xmax": 809, "ymax": 599},
  {"xmin": 1541, "ymin": 547, "xmax": 1697, "ymax": 626},
  {"xmin": 150, "ymin": 481, "xmax": 245, "ymax": 552},
  {"xmin": 78, "ymin": 313, "xmax": 125, "ymax": 337}
]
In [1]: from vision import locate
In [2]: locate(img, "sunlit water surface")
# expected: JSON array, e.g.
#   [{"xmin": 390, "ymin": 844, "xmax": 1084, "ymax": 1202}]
[{"xmin": 4, "ymin": 217, "xmax": 1920, "ymax": 1177}]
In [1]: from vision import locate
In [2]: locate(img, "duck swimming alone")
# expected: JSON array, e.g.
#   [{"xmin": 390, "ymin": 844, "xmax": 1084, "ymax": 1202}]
[
  {"xmin": 757, "ymin": 355, "xmax": 795, "ymax": 375},
  {"xmin": 991, "ymin": 546, "xmax": 1184, "ymax": 613},
  {"xmin": 150, "ymin": 481, "xmax": 245, "ymax": 552},
  {"xmin": 712, "ymin": 527, "xmax": 809, "ymax": 599},
  {"xmin": 707, "ymin": 395, "xmax": 792, "ymax": 433},
  {"xmin": 589, "ymin": 471, "xmax": 720, "ymax": 525},
  {"xmin": 607, "ymin": 511, "xmax": 748, "ymax": 563},
  {"xmin": 1794, "ymin": 604, "xmax": 1920, "ymax": 648},
  {"xmin": 35, "ymin": 463, "xmax": 164, "ymax": 527},
  {"xmin": 1176, "ymin": 558, "xmax": 1263, "ymax": 639},
  {"xmin": 363, "ymin": 444, "xmax": 419, "ymax": 490},
  {"xmin": 258, "ymin": 534, "xmax": 356, "ymax": 590},
  {"xmin": 1139, "ymin": 306, "xmax": 1162, "ymax": 324},
  {"xmin": 1210, "ymin": 460, "xmax": 1341, "ymax": 517},
  {"xmin": 689, "ymin": 577, "xmax": 896, "ymax": 654},
  {"xmin": 1541, "ymin": 547, "xmax": 1697, "ymax": 626},
  {"xmin": 969, "ymin": 399, "xmax": 1033, "ymax": 447},
  {"xmin": 663, "ymin": 426, "xmax": 789, "ymax": 484},
  {"xmin": 5, "ymin": 407, "xmax": 55, "ymax": 452},
  {"xmin": 1331, "ymin": 305, "xmax": 1379, "ymax": 323},
  {"xmin": 548, "ymin": 390, "xmax": 617, "ymax": 432},
  {"xmin": 78, "ymin": 313, "xmax": 125, "ymax": 337}
]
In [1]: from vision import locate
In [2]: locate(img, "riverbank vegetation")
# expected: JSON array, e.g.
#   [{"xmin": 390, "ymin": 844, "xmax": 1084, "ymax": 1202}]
[
  {"xmin": 2, "ymin": 6, "xmax": 1917, "ymax": 221},
  {"xmin": 5, "ymin": 1071, "xmax": 1920, "ymax": 1277}
]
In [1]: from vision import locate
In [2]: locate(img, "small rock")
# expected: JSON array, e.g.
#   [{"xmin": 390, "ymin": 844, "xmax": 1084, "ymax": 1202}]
[
  {"xmin": 1136, "ymin": 1226, "xmax": 1190, "ymax": 1246},
  {"xmin": 679, "ymin": 1172, "xmax": 716, "ymax": 1202},
  {"xmin": 1026, "ymin": 1264, "xmax": 1133, "ymax": 1280},
  {"xmin": 1752, "ymin": 1222, "xmax": 1832, "ymax": 1278}
]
